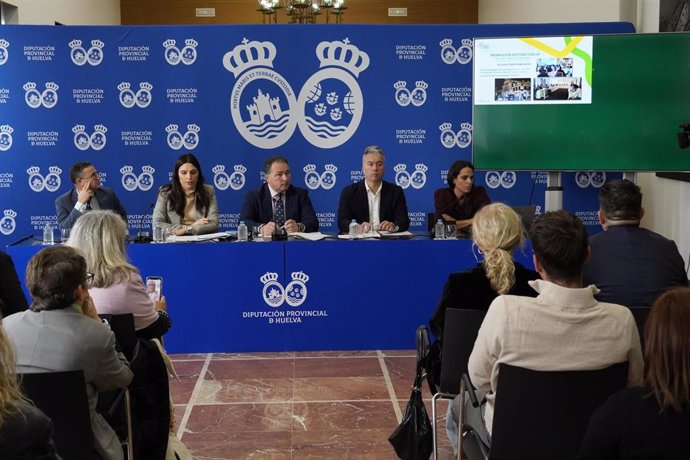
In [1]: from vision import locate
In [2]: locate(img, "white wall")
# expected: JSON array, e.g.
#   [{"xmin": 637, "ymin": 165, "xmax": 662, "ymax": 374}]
[
  {"xmin": 7, "ymin": 0, "xmax": 120, "ymax": 25},
  {"xmin": 479, "ymin": 0, "xmax": 689, "ymax": 271}
]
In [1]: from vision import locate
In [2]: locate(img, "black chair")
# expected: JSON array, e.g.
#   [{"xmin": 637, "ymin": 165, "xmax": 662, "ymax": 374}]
[
  {"xmin": 20, "ymin": 370, "xmax": 94, "ymax": 460},
  {"xmin": 629, "ymin": 306, "xmax": 651, "ymax": 349},
  {"xmin": 100, "ymin": 313, "xmax": 137, "ymax": 361},
  {"xmin": 459, "ymin": 361, "xmax": 629, "ymax": 460},
  {"xmin": 511, "ymin": 205, "xmax": 537, "ymax": 231},
  {"xmin": 431, "ymin": 308, "xmax": 486, "ymax": 459}
]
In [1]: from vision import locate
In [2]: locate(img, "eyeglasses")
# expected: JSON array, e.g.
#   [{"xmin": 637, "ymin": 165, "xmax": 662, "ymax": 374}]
[
  {"xmin": 85, "ymin": 272, "xmax": 94, "ymax": 286},
  {"xmin": 80, "ymin": 171, "xmax": 100, "ymax": 181}
]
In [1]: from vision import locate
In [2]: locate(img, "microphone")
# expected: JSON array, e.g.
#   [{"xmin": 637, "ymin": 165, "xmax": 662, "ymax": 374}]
[
  {"xmin": 435, "ymin": 191, "xmax": 468, "ymax": 219},
  {"xmin": 133, "ymin": 202, "xmax": 155, "ymax": 243}
]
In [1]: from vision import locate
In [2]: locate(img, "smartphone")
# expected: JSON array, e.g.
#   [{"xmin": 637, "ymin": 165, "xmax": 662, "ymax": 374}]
[{"xmin": 145, "ymin": 276, "xmax": 163, "ymax": 302}]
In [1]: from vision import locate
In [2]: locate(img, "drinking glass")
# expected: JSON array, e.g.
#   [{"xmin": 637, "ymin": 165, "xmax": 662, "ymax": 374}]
[
  {"xmin": 445, "ymin": 224, "xmax": 457, "ymax": 239},
  {"xmin": 60, "ymin": 227, "xmax": 70, "ymax": 243},
  {"xmin": 153, "ymin": 224, "xmax": 164, "ymax": 243},
  {"xmin": 252, "ymin": 226, "xmax": 262, "ymax": 241}
]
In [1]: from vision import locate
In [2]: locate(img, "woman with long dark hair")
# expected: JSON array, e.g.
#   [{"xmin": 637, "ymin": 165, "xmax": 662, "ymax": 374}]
[
  {"xmin": 153, "ymin": 153, "xmax": 219, "ymax": 236},
  {"xmin": 578, "ymin": 287, "xmax": 690, "ymax": 459},
  {"xmin": 434, "ymin": 160, "xmax": 490, "ymax": 231}
]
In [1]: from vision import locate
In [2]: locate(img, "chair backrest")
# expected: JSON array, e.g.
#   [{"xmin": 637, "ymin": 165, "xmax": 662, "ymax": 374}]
[
  {"xmin": 511, "ymin": 205, "xmax": 537, "ymax": 231},
  {"xmin": 490, "ymin": 361, "xmax": 629, "ymax": 460},
  {"xmin": 20, "ymin": 370, "xmax": 94, "ymax": 459},
  {"xmin": 100, "ymin": 313, "xmax": 137, "ymax": 360},
  {"xmin": 628, "ymin": 306, "xmax": 650, "ymax": 349},
  {"xmin": 439, "ymin": 308, "xmax": 487, "ymax": 394}
]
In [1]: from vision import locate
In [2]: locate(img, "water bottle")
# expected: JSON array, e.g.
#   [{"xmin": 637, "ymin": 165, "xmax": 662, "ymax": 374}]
[
  {"xmin": 348, "ymin": 219, "xmax": 359, "ymax": 240},
  {"xmin": 42, "ymin": 224, "xmax": 54, "ymax": 245},
  {"xmin": 434, "ymin": 219, "xmax": 445, "ymax": 240},
  {"xmin": 237, "ymin": 220, "xmax": 248, "ymax": 242}
]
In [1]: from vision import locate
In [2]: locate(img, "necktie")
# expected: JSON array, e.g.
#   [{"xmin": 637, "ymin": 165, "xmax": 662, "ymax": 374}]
[
  {"xmin": 274, "ymin": 194, "xmax": 285, "ymax": 227},
  {"xmin": 85, "ymin": 200, "xmax": 92, "ymax": 211}
]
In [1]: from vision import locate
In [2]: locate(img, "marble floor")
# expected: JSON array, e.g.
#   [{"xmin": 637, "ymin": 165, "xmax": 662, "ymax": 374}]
[{"xmin": 168, "ymin": 350, "xmax": 455, "ymax": 460}]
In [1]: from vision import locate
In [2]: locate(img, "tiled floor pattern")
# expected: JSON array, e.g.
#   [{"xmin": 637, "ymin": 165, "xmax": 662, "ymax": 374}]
[{"xmin": 168, "ymin": 350, "xmax": 456, "ymax": 460}]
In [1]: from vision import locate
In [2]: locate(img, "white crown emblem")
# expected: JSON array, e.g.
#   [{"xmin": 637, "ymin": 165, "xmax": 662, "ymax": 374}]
[
  {"xmin": 23, "ymin": 82, "xmax": 37, "ymax": 91},
  {"xmin": 48, "ymin": 166, "xmax": 62, "ymax": 175},
  {"xmin": 439, "ymin": 122, "xmax": 452, "ymax": 131},
  {"xmin": 414, "ymin": 164, "xmax": 428, "ymax": 172},
  {"xmin": 222, "ymin": 38, "xmax": 277, "ymax": 77},
  {"xmin": 3, "ymin": 209, "xmax": 16, "ymax": 218},
  {"xmin": 0, "ymin": 125, "xmax": 13, "ymax": 135},
  {"xmin": 120, "ymin": 165, "xmax": 134, "ymax": 174},
  {"xmin": 439, "ymin": 38, "xmax": 453, "ymax": 47},
  {"xmin": 72, "ymin": 124, "xmax": 86, "ymax": 133},
  {"xmin": 117, "ymin": 82, "xmax": 131, "ymax": 91},
  {"xmin": 393, "ymin": 81, "xmax": 407, "ymax": 90},
  {"xmin": 290, "ymin": 271, "xmax": 309, "ymax": 283},
  {"xmin": 0, "ymin": 39, "xmax": 8, "ymax": 48},
  {"xmin": 45, "ymin": 82, "xmax": 59, "ymax": 91},
  {"xmin": 90, "ymin": 39, "xmax": 104, "ymax": 48},
  {"xmin": 186, "ymin": 123, "xmax": 200, "ymax": 133},
  {"xmin": 260, "ymin": 272, "xmax": 279, "ymax": 284},
  {"xmin": 393, "ymin": 164, "xmax": 407, "ymax": 173},
  {"xmin": 165, "ymin": 124, "xmax": 179, "ymax": 133},
  {"xmin": 461, "ymin": 38, "xmax": 473, "ymax": 47},
  {"xmin": 139, "ymin": 82, "xmax": 153, "ymax": 91},
  {"xmin": 460, "ymin": 123, "xmax": 472, "ymax": 131},
  {"xmin": 212, "ymin": 165, "xmax": 226, "ymax": 174},
  {"xmin": 324, "ymin": 164, "xmax": 337, "ymax": 172},
  {"xmin": 184, "ymin": 39, "xmax": 198, "ymax": 48},
  {"xmin": 26, "ymin": 166, "xmax": 40, "ymax": 175},
  {"xmin": 315, "ymin": 38, "xmax": 370, "ymax": 77},
  {"xmin": 69, "ymin": 39, "xmax": 83, "ymax": 49},
  {"xmin": 303, "ymin": 164, "xmax": 317, "ymax": 173},
  {"xmin": 163, "ymin": 39, "xmax": 177, "ymax": 48},
  {"xmin": 415, "ymin": 81, "xmax": 429, "ymax": 90},
  {"xmin": 93, "ymin": 124, "xmax": 108, "ymax": 133},
  {"xmin": 141, "ymin": 165, "xmax": 155, "ymax": 174},
  {"xmin": 233, "ymin": 164, "xmax": 247, "ymax": 173}
]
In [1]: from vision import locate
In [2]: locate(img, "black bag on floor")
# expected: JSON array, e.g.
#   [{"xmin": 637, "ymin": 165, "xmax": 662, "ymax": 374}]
[{"xmin": 388, "ymin": 362, "xmax": 433, "ymax": 460}]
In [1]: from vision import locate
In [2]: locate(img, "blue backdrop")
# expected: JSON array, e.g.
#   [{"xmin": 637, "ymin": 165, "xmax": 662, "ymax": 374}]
[{"xmin": 0, "ymin": 22, "xmax": 633, "ymax": 244}]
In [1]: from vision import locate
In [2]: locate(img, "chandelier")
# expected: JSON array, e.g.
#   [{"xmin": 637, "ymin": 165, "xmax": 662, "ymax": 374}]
[{"xmin": 257, "ymin": 0, "xmax": 346, "ymax": 24}]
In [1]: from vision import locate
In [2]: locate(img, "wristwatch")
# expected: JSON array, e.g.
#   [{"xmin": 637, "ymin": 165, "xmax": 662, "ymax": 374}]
[{"xmin": 185, "ymin": 225, "xmax": 192, "ymax": 235}]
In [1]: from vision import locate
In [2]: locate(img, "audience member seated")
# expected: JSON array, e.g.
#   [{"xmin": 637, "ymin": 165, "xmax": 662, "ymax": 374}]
[
  {"xmin": 434, "ymin": 160, "xmax": 490, "ymax": 231},
  {"xmin": 3, "ymin": 246, "xmax": 133, "ymax": 460},
  {"xmin": 153, "ymin": 153, "xmax": 219, "ymax": 236},
  {"xmin": 0, "ymin": 250, "xmax": 28, "ymax": 317},
  {"xmin": 583, "ymin": 179, "xmax": 687, "ymax": 307},
  {"xmin": 578, "ymin": 287, "xmax": 690, "ymax": 459},
  {"xmin": 446, "ymin": 210, "xmax": 643, "ymax": 456},
  {"xmin": 337, "ymin": 145, "xmax": 410, "ymax": 233},
  {"xmin": 240, "ymin": 155, "xmax": 319, "ymax": 236},
  {"xmin": 427, "ymin": 203, "xmax": 539, "ymax": 387},
  {"xmin": 67, "ymin": 210, "xmax": 172, "ymax": 340},
  {"xmin": 0, "ymin": 320, "xmax": 58, "ymax": 460}
]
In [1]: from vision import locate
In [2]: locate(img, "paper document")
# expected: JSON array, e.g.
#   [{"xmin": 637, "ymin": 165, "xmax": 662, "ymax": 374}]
[
  {"xmin": 165, "ymin": 231, "xmax": 233, "ymax": 243},
  {"xmin": 290, "ymin": 232, "xmax": 328, "ymax": 241}
]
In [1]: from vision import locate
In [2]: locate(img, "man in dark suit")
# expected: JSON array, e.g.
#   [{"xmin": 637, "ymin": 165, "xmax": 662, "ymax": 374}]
[
  {"xmin": 337, "ymin": 145, "xmax": 410, "ymax": 233},
  {"xmin": 240, "ymin": 156, "xmax": 318, "ymax": 236},
  {"xmin": 55, "ymin": 162, "xmax": 127, "ymax": 230},
  {"xmin": 583, "ymin": 179, "xmax": 688, "ymax": 306}
]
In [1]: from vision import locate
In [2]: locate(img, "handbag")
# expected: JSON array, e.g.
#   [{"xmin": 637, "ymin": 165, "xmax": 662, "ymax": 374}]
[{"xmin": 388, "ymin": 362, "xmax": 433, "ymax": 459}]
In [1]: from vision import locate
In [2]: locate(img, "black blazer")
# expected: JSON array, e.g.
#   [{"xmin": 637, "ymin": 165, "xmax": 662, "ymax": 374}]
[
  {"xmin": 55, "ymin": 187, "xmax": 127, "ymax": 230},
  {"xmin": 337, "ymin": 180, "xmax": 410, "ymax": 233},
  {"xmin": 239, "ymin": 183, "xmax": 319, "ymax": 232}
]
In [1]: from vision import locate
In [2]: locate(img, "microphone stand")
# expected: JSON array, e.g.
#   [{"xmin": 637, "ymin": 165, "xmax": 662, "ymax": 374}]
[{"xmin": 132, "ymin": 202, "xmax": 155, "ymax": 243}]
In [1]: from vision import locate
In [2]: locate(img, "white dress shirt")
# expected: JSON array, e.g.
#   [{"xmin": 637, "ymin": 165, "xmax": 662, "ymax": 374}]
[{"xmin": 365, "ymin": 181, "xmax": 381, "ymax": 227}]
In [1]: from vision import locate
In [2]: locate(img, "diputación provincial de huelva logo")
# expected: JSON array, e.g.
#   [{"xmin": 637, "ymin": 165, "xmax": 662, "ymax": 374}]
[
  {"xmin": 24, "ymin": 82, "xmax": 58, "ymax": 109},
  {"xmin": 296, "ymin": 38, "xmax": 370, "ymax": 149},
  {"xmin": 164, "ymin": 124, "xmax": 200, "ymax": 150},
  {"xmin": 439, "ymin": 122, "xmax": 472, "ymax": 149},
  {"xmin": 120, "ymin": 165, "xmax": 155, "ymax": 192},
  {"xmin": 394, "ymin": 163, "xmax": 428, "ymax": 190},
  {"xmin": 117, "ymin": 82, "xmax": 153, "ymax": 108},
  {"xmin": 0, "ymin": 209, "xmax": 16, "ymax": 236},
  {"xmin": 213, "ymin": 164, "xmax": 246, "ymax": 191},
  {"xmin": 575, "ymin": 171, "xmax": 606, "ymax": 189},
  {"xmin": 440, "ymin": 38, "xmax": 473, "ymax": 65},
  {"xmin": 0, "ymin": 125, "xmax": 13, "ymax": 151},
  {"xmin": 485, "ymin": 171, "xmax": 517, "ymax": 190},
  {"xmin": 72, "ymin": 124, "xmax": 107, "ymax": 151},
  {"xmin": 69, "ymin": 39, "xmax": 104, "ymax": 66},
  {"xmin": 394, "ymin": 80, "xmax": 428, "ymax": 107},
  {"xmin": 0, "ymin": 39, "xmax": 9, "ymax": 66},
  {"xmin": 260, "ymin": 271, "xmax": 310, "ymax": 307},
  {"xmin": 303, "ymin": 164, "xmax": 337, "ymax": 190},
  {"xmin": 222, "ymin": 38, "xmax": 297, "ymax": 150},
  {"xmin": 163, "ymin": 39, "xmax": 198, "ymax": 66},
  {"xmin": 27, "ymin": 166, "xmax": 61, "ymax": 192}
]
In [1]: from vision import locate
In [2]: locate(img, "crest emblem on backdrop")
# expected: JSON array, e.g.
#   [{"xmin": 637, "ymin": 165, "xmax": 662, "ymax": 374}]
[
  {"xmin": 394, "ymin": 80, "xmax": 428, "ymax": 107},
  {"xmin": 394, "ymin": 164, "xmax": 428, "ymax": 190},
  {"xmin": 0, "ymin": 210, "xmax": 16, "ymax": 236},
  {"xmin": 120, "ymin": 165, "xmax": 156, "ymax": 192},
  {"xmin": 303, "ymin": 164, "xmax": 338, "ymax": 190},
  {"xmin": 27, "ymin": 166, "xmax": 62, "ymax": 192},
  {"xmin": 260, "ymin": 271, "xmax": 309, "ymax": 308},
  {"xmin": 163, "ymin": 39, "xmax": 198, "ymax": 65},
  {"xmin": 213, "ymin": 165, "xmax": 246, "ymax": 191},
  {"xmin": 0, "ymin": 39, "xmax": 9, "ymax": 66},
  {"xmin": 485, "ymin": 171, "xmax": 517, "ymax": 189},
  {"xmin": 0, "ymin": 125, "xmax": 13, "ymax": 151},
  {"xmin": 69, "ymin": 39, "xmax": 104, "ymax": 66}
]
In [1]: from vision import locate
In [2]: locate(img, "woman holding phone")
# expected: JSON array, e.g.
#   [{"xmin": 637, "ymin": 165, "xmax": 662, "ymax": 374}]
[{"xmin": 67, "ymin": 210, "xmax": 172, "ymax": 339}]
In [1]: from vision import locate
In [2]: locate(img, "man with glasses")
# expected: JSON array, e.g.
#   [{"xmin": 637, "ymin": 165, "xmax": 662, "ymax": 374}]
[{"xmin": 55, "ymin": 161, "xmax": 128, "ymax": 230}]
